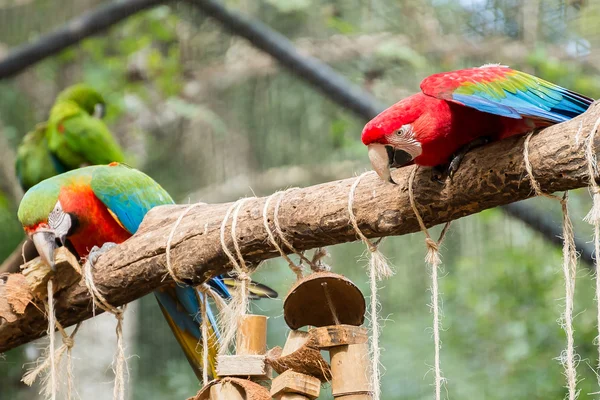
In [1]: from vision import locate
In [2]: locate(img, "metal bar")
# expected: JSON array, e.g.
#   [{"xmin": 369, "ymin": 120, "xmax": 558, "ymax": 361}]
[
  {"xmin": 0, "ymin": 0, "xmax": 168, "ymax": 79},
  {"xmin": 184, "ymin": 0, "xmax": 383, "ymax": 120}
]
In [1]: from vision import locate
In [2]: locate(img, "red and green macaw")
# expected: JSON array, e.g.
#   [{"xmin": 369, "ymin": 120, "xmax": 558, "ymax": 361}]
[
  {"xmin": 16, "ymin": 84, "xmax": 125, "ymax": 191},
  {"xmin": 17, "ymin": 163, "xmax": 276, "ymax": 380},
  {"xmin": 362, "ymin": 64, "xmax": 594, "ymax": 183}
]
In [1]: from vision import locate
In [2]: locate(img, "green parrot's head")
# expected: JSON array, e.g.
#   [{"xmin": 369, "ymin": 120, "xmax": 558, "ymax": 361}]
[{"xmin": 55, "ymin": 84, "xmax": 107, "ymax": 119}]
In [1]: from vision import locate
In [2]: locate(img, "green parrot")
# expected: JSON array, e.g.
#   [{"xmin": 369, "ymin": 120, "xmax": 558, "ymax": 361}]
[
  {"xmin": 15, "ymin": 123, "xmax": 59, "ymax": 191},
  {"xmin": 15, "ymin": 84, "xmax": 125, "ymax": 191}
]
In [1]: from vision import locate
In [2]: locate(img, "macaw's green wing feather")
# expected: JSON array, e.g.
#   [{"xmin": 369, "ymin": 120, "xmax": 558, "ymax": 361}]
[
  {"xmin": 91, "ymin": 163, "xmax": 173, "ymax": 234},
  {"xmin": 420, "ymin": 65, "xmax": 593, "ymax": 122},
  {"xmin": 16, "ymin": 123, "xmax": 63, "ymax": 191},
  {"xmin": 47, "ymin": 103, "xmax": 125, "ymax": 169}
]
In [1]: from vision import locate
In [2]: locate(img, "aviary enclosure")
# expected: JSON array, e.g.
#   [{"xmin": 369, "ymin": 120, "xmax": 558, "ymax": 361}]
[{"xmin": 0, "ymin": 0, "xmax": 600, "ymax": 399}]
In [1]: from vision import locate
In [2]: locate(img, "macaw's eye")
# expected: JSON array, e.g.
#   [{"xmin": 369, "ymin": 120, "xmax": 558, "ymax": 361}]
[{"xmin": 395, "ymin": 124, "xmax": 412, "ymax": 136}]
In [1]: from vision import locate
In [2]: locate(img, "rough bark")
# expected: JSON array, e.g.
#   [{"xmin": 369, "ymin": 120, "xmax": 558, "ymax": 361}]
[{"xmin": 0, "ymin": 103, "xmax": 599, "ymax": 352}]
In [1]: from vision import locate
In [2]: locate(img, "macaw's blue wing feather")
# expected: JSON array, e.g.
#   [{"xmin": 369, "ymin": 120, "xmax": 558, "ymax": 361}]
[
  {"xmin": 154, "ymin": 285, "xmax": 221, "ymax": 381},
  {"xmin": 207, "ymin": 276, "xmax": 231, "ymax": 299},
  {"xmin": 421, "ymin": 65, "xmax": 594, "ymax": 123},
  {"xmin": 91, "ymin": 163, "xmax": 173, "ymax": 234}
]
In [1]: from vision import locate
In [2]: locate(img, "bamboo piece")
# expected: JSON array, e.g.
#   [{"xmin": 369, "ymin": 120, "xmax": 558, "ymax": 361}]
[
  {"xmin": 217, "ymin": 314, "xmax": 271, "ymax": 379},
  {"xmin": 330, "ymin": 343, "xmax": 372, "ymax": 399},
  {"xmin": 236, "ymin": 314, "xmax": 267, "ymax": 355}
]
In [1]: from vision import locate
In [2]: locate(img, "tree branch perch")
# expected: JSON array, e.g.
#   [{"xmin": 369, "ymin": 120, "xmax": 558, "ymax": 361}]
[{"xmin": 1, "ymin": 103, "xmax": 599, "ymax": 352}]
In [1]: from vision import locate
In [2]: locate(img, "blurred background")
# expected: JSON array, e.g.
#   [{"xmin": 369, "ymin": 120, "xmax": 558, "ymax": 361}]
[{"xmin": 1, "ymin": 0, "xmax": 600, "ymax": 399}]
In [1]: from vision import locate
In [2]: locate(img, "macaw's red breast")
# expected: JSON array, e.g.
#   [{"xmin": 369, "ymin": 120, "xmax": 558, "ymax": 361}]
[{"xmin": 58, "ymin": 181, "xmax": 131, "ymax": 258}]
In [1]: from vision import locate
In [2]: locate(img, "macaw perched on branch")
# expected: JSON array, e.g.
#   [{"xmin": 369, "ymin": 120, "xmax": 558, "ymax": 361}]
[
  {"xmin": 17, "ymin": 163, "xmax": 277, "ymax": 380},
  {"xmin": 15, "ymin": 84, "xmax": 125, "ymax": 191},
  {"xmin": 362, "ymin": 65, "xmax": 594, "ymax": 183}
]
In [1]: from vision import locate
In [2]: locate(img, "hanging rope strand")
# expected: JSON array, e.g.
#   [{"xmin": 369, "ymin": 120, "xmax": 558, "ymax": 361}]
[
  {"xmin": 583, "ymin": 115, "xmax": 600, "ymax": 383},
  {"xmin": 47, "ymin": 280, "xmax": 57, "ymax": 400},
  {"xmin": 347, "ymin": 171, "xmax": 395, "ymax": 400},
  {"xmin": 218, "ymin": 198, "xmax": 256, "ymax": 354},
  {"xmin": 524, "ymin": 131, "xmax": 579, "ymax": 400},
  {"xmin": 83, "ymin": 259, "xmax": 128, "ymax": 400},
  {"xmin": 408, "ymin": 166, "xmax": 451, "ymax": 400}
]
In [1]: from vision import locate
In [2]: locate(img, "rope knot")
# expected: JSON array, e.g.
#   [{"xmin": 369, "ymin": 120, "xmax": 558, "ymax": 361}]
[
  {"xmin": 425, "ymin": 238, "xmax": 439, "ymax": 252},
  {"xmin": 62, "ymin": 337, "xmax": 75, "ymax": 348},
  {"xmin": 236, "ymin": 271, "xmax": 252, "ymax": 283}
]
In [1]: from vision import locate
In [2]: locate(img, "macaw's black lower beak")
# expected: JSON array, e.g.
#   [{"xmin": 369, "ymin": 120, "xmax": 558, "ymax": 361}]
[
  {"xmin": 32, "ymin": 231, "xmax": 58, "ymax": 271},
  {"xmin": 386, "ymin": 146, "xmax": 413, "ymax": 169}
]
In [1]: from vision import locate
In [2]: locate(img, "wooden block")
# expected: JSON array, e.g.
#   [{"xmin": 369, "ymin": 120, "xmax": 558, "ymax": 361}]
[
  {"xmin": 236, "ymin": 314, "xmax": 267, "ymax": 355},
  {"xmin": 271, "ymin": 370, "xmax": 320, "ymax": 399},
  {"xmin": 217, "ymin": 355, "xmax": 271, "ymax": 378},
  {"xmin": 330, "ymin": 343, "xmax": 372, "ymax": 397},
  {"xmin": 309, "ymin": 325, "xmax": 368, "ymax": 349},
  {"xmin": 20, "ymin": 247, "xmax": 81, "ymax": 300}
]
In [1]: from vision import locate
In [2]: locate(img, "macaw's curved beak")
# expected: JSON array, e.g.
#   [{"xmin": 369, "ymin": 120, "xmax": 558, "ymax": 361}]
[
  {"xmin": 32, "ymin": 231, "xmax": 58, "ymax": 271},
  {"xmin": 367, "ymin": 144, "xmax": 413, "ymax": 185}
]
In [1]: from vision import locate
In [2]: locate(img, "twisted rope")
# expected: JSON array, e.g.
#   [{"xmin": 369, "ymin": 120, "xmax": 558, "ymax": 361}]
[
  {"xmin": 218, "ymin": 198, "xmax": 254, "ymax": 354},
  {"xmin": 583, "ymin": 115, "xmax": 600, "ymax": 386},
  {"xmin": 347, "ymin": 171, "xmax": 394, "ymax": 400},
  {"xmin": 83, "ymin": 260, "xmax": 128, "ymax": 400},
  {"xmin": 408, "ymin": 166, "xmax": 451, "ymax": 400},
  {"xmin": 524, "ymin": 131, "xmax": 579, "ymax": 400}
]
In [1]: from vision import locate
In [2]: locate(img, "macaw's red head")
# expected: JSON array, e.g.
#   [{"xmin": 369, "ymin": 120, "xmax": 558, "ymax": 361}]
[{"xmin": 362, "ymin": 93, "xmax": 432, "ymax": 184}]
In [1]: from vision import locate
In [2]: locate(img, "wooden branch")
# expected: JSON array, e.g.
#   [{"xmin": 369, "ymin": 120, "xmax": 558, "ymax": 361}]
[{"xmin": 1, "ymin": 103, "xmax": 600, "ymax": 352}]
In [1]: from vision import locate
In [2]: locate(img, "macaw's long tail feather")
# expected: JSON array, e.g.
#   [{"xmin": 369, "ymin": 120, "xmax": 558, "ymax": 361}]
[
  {"xmin": 219, "ymin": 276, "xmax": 279, "ymax": 299},
  {"xmin": 154, "ymin": 285, "xmax": 220, "ymax": 381}
]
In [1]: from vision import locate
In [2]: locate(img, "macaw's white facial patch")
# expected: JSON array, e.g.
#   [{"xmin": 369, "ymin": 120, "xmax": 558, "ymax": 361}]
[
  {"xmin": 48, "ymin": 200, "xmax": 71, "ymax": 245},
  {"xmin": 386, "ymin": 124, "xmax": 422, "ymax": 160}
]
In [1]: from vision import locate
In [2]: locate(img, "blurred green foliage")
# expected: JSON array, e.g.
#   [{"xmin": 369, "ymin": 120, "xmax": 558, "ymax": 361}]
[{"xmin": 1, "ymin": 0, "xmax": 600, "ymax": 399}]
